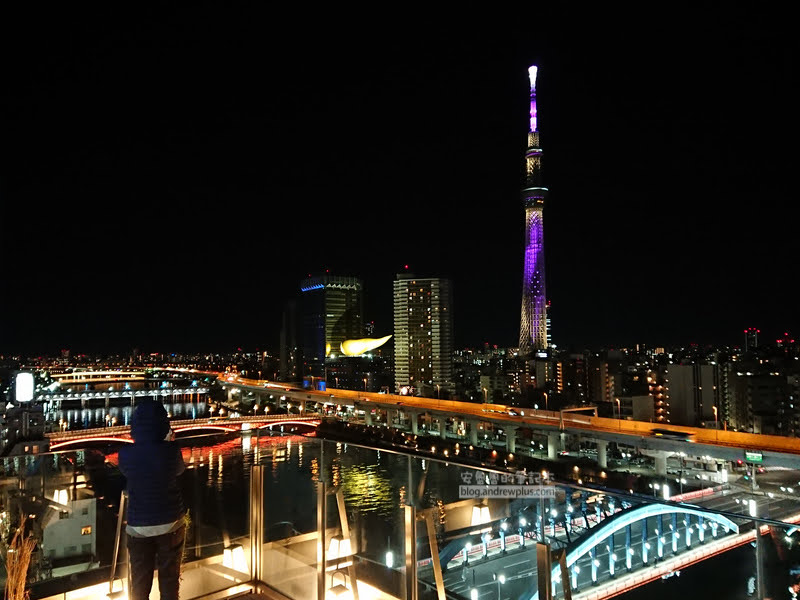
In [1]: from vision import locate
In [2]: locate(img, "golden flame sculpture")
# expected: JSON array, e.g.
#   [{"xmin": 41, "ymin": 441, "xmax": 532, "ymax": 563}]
[{"xmin": 340, "ymin": 335, "xmax": 392, "ymax": 357}]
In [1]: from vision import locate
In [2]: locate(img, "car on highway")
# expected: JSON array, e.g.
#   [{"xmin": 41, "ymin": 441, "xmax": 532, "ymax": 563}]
[{"xmin": 651, "ymin": 428, "xmax": 695, "ymax": 442}]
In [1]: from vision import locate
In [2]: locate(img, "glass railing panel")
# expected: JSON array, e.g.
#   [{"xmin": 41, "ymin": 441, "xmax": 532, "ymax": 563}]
[
  {"xmin": 1, "ymin": 450, "xmax": 116, "ymax": 599},
  {"xmin": 7, "ymin": 427, "xmax": 255, "ymax": 600},
  {"xmin": 408, "ymin": 456, "xmax": 527, "ymax": 600},
  {"xmin": 178, "ymin": 430, "xmax": 253, "ymax": 599},
  {"xmin": 403, "ymin": 451, "xmax": 800, "ymax": 600},
  {"xmin": 320, "ymin": 439, "xmax": 407, "ymax": 600},
  {"xmin": 258, "ymin": 434, "xmax": 321, "ymax": 599}
]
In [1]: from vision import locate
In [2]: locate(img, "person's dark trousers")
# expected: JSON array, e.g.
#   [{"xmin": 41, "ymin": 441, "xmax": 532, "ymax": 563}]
[{"xmin": 127, "ymin": 525, "xmax": 186, "ymax": 600}]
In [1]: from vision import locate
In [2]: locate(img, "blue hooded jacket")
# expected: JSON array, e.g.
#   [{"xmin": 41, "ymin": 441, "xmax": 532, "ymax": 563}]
[{"xmin": 119, "ymin": 399, "xmax": 185, "ymax": 527}]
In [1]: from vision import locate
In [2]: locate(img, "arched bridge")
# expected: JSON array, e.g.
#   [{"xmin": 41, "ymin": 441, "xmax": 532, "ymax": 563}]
[
  {"xmin": 528, "ymin": 500, "xmax": 742, "ymax": 600},
  {"xmin": 45, "ymin": 415, "xmax": 321, "ymax": 450}
]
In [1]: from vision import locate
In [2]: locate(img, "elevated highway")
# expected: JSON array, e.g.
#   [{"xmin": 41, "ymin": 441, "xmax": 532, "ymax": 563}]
[{"xmin": 202, "ymin": 371, "xmax": 800, "ymax": 469}]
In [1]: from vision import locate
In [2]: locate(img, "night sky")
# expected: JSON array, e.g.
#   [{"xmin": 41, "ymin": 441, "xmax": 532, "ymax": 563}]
[{"xmin": 1, "ymin": 8, "xmax": 795, "ymax": 355}]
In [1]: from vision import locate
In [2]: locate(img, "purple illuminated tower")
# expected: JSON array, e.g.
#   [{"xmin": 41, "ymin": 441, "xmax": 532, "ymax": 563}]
[{"xmin": 519, "ymin": 65, "xmax": 549, "ymax": 356}]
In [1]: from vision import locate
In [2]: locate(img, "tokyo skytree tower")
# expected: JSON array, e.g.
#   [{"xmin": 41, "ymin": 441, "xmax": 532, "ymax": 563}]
[{"xmin": 518, "ymin": 65, "xmax": 549, "ymax": 356}]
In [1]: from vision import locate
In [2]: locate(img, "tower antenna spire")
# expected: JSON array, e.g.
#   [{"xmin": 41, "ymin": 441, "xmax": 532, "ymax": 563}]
[
  {"xmin": 519, "ymin": 65, "xmax": 549, "ymax": 356},
  {"xmin": 528, "ymin": 65, "xmax": 538, "ymax": 133}
]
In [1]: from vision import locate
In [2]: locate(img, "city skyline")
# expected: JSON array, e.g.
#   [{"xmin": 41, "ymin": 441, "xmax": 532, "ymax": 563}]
[{"xmin": 1, "ymin": 9, "xmax": 795, "ymax": 355}]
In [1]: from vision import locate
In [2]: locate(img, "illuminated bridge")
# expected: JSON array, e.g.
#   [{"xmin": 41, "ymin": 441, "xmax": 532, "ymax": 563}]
[
  {"xmin": 530, "ymin": 499, "xmax": 744, "ymax": 599},
  {"xmin": 50, "ymin": 370, "xmax": 148, "ymax": 384},
  {"xmin": 44, "ymin": 414, "xmax": 321, "ymax": 450},
  {"xmin": 38, "ymin": 386, "xmax": 208, "ymax": 408},
  {"xmin": 422, "ymin": 477, "xmax": 800, "ymax": 600}
]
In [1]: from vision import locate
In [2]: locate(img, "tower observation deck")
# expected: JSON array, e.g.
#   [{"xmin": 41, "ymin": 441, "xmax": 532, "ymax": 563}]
[{"xmin": 519, "ymin": 65, "xmax": 549, "ymax": 356}]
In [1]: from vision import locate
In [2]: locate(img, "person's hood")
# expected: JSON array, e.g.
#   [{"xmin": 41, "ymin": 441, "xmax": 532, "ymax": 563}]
[{"xmin": 130, "ymin": 399, "xmax": 170, "ymax": 442}]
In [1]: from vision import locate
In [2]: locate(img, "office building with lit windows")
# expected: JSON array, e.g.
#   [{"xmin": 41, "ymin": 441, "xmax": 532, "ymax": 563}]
[
  {"xmin": 393, "ymin": 273, "xmax": 453, "ymax": 396},
  {"xmin": 300, "ymin": 274, "xmax": 363, "ymax": 379}
]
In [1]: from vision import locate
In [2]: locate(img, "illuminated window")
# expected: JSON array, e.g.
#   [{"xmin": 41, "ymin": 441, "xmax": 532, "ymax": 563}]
[{"xmin": 81, "ymin": 526, "xmax": 92, "ymax": 535}]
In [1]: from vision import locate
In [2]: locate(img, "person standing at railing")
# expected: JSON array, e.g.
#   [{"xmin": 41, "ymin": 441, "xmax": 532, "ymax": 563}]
[{"xmin": 119, "ymin": 398, "xmax": 186, "ymax": 600}]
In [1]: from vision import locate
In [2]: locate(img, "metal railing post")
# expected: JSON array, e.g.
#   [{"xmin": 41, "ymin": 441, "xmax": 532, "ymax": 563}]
[
  {"xmin": 317, "ymin": 480, "xmax": 327, "ymax": 600},
  {"xmin": 536, "ymin": 542, "xmax": 552, "ymax": 600},
  {"xmin": 250, "ymin": 464, "xmax": 265, "ymax": 585},
  {"xmin": 755, "ymin": 521, "xmax": 765, "ymax": 600},
  {"xmin": 423, "ymin": 511, "xmax": 445, "ymax": 600},
  {"xmin": 404, "ymin": 504, "xmax": 417, "ymax": 600},
  {"xmin": 108, "ymin": 490, "xmax": 127, "ymax": 598}
]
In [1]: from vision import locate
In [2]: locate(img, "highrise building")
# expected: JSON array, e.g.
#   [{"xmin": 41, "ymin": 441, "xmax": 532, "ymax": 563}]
[
  {"xmin": 519, "ymin": 65, "xmax": 549, "ymax": 356},
  {"xmin": 393, "ymin": 273, "xmax": 453, "ymax": 396},
  {"xmin": 744, "ymin": 327, "xmax": 760, "ymax": 352},
  {"xmin": 556, "ymin": 354, "xmax": 588, "ymax": 406},
  {"xmin": 651, "ymin": 364, "xmax": 718, "ymax": 427},
  {"xmin": 300, "ymin": 275, "xmax": 363, "ymax": 378},
  {"xmin": 587, "ymin": 356, "xmax": 622, "ymax": 406}
]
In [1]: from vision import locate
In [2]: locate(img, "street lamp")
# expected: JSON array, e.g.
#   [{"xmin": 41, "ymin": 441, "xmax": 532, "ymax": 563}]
[
  {"xmin": 363, "ymin": 378, "xmax": 368, "ymax": 392},
  {"xmin": 483, "ymin": 387, "xmax": 488, "ymax": 403},
  {"xmin": 543, "ymin": 392, "xmax": 548, "ymax": 411},
  {"xmin": 616, "ymin": 398, "xmax": 621, "ymax": 420},
  {"xmin": 712, "ymin": 406, "xmax": 718, "ymax": 428}
]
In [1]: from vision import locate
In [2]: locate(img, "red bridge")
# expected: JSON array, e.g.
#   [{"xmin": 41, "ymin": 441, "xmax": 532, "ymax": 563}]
[{"xmin": 45, "ymin": 414, "xmax": 321, "ymax": 450}]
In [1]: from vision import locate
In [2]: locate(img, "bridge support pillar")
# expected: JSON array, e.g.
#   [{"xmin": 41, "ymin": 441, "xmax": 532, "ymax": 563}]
[
  {"xmin": 654, "ymin": 452, "xmax": 668, "ymax": 475},
  {"xmin": 364, "ymin": 409, "xmax": 373, "ymax": 427},
  {"xmin": 387, "ymin": 409, "xmax": 397, "ymax": 428},
  {"xmin": 625, "ymin": 525, "xmax": 632, "ymax": 570},
  {"xmin": 423, "ymin": 413, "xmax": 432, "ymax": 432},
  {"xmin": 439, "ymin": 417, "xmax": 448, "ymax": 439},
  {"xmin": 547, "ymin": 432, "xmax": 559, "ymax": 460},
  {"xmin": 468, "ymin": 420, "xmax": 479, "ymax": 446},
  {"xmin": 685, "ymin": 516, "xmax": 693, "ymax": 548},
  {"xmin": 641, "ymin": 518, "xmax": 649, "ymax": 564},
  {"xmin": 608, "ymin": 530, "xmax": 615, "ymax": 576},
  {"xmin": 671, "ymin": 513, "xmax": 678, "ymax": 554},
  {"xmin": 227, "ymin": 389, "xmax": 234, "ymax": 403},
  {"xmin": 409, "ymin": 411, "xmax": 419, "ymax": 435},
  {"xmin": 596, "ymin": 440, "xmax": 608, "ymax": 468},
  {"xmin": 299, "ymin": 400, "xmax": 306, "ymax": 415},
  {"xmin": 505, "ymin": 426, "xmax": 517, "ymax": 453}
]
